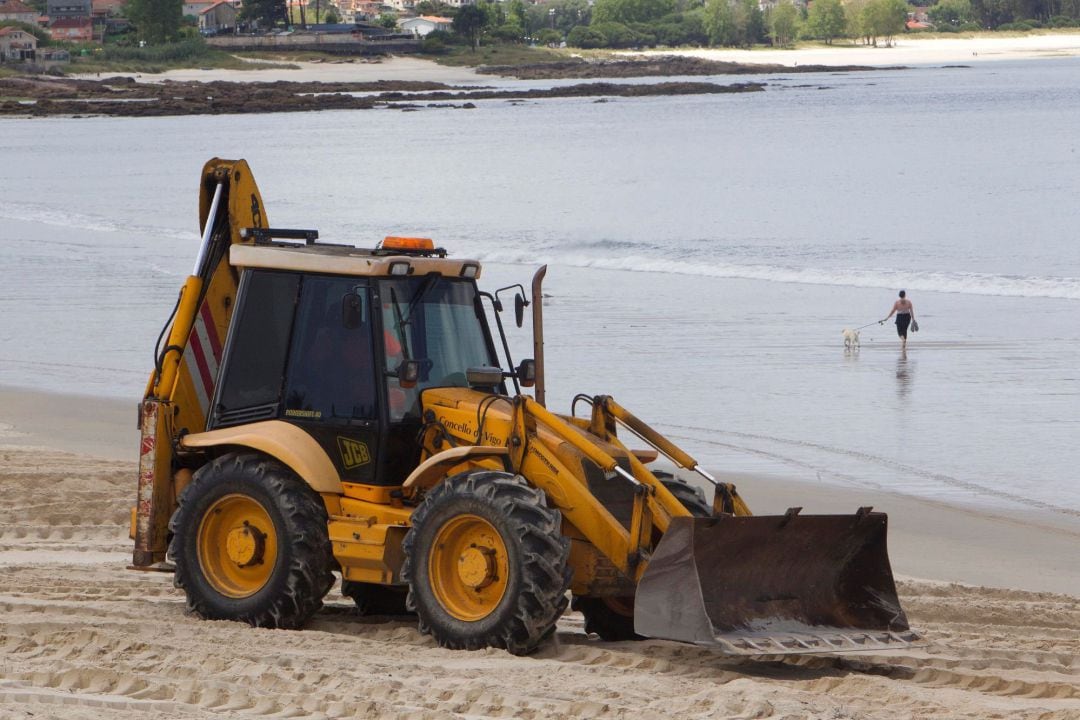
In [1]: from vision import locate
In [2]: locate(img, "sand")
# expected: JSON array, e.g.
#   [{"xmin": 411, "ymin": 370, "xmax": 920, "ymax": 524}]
[
  {"xmin": 1, "ymin": 387, "xmax": 1078, "ymax": 719},
  {"xmin": 77, "ymin": 55, "xmax": 487, "ymax": 84},
  {"xmin": 627, "ymin": 32, "xmax": 1080, "ymax": 67}
]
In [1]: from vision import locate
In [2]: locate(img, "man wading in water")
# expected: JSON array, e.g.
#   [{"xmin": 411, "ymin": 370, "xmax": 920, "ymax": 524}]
[{"xmin": 881, "ymin": 290, "xmax": 916, "ymax": 350}]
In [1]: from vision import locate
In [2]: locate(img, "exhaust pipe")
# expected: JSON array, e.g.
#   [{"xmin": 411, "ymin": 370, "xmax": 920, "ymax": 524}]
[{"xmin": 531, "ymin": 265, "xmax": 547, "ymax": 407}]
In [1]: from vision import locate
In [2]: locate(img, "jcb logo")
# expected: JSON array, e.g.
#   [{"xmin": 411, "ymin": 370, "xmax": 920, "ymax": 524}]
[{"xmin": 337, "ymin": 437, "xmax": 371, "ymax": 469}]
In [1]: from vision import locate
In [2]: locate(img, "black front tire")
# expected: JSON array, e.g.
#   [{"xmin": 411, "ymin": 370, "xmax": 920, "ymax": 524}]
[
  {"xmin": 169, "ymin": 452, "xmax": 334, "ymax": 629},
  {"xmin": 401, "ymin": 471, "xmax": 571, "ymax": 655}
]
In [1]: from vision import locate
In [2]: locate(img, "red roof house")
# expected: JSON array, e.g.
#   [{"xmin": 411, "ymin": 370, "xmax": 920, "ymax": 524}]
[
  {"xmin": 49, "ymin": 15, "xmax": 93, "ymax": 41},
  {"xmin": 0, "ymin": 0, "xmax": 38, "ymax": 24}
]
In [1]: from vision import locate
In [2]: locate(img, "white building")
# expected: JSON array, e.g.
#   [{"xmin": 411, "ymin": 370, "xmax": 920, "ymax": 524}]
[{"xmin": 400, "ymin": 14, "xmax": 452, "ymax": 36}]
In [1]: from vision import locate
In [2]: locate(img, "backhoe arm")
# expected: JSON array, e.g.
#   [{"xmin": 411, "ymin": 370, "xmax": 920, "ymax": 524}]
[{"xmin": 133, "ymin": 159, "xmax": 268, "ymax": 567}]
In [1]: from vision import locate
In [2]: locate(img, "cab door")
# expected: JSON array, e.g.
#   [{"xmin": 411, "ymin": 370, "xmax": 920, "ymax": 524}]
[{"xmin": 282, "ymin": 275, "xmax": 381, "ymax": 485}]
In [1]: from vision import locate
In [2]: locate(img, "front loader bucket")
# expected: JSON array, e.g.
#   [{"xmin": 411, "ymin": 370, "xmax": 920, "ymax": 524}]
[{"xmin": 634, "ymin": 512, "xmax": 918, "ymax": 655}]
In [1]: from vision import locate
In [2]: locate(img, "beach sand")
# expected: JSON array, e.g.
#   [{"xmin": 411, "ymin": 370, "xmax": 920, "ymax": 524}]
[
  {"xmin": 79, "ymin": 55, "xmax": 487, "ymax": 84},
  {"xmin": 1, "ymin": 387, "xmax": 1077, "ymax": 718},
  {"xmin": 630, "ymin": 32, "xmax": 1080, "ymax": 67}
]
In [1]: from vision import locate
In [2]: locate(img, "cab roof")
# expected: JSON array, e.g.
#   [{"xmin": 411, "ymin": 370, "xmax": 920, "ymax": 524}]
[{"xmin": 229, "ymin": 242, "xmax": 483, "ymax": 279}]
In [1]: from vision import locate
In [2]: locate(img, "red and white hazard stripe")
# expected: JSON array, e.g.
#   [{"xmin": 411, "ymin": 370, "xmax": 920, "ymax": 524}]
[{"xmin": 182, "ymin": 302, "xmax": 224, "ymax": 416}]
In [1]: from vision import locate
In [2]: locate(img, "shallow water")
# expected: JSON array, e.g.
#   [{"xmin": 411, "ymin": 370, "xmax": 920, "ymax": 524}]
[{"xmin": 1, "ymin": 59, "xmax": 1077, "ymax": 515}]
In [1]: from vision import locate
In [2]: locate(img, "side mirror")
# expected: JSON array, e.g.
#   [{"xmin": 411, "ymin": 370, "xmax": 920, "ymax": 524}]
[
  {"xmin": 514, "ymin": 293, "xmax": 527, "ymax": 328},
  {"xmin": 466, "ymin": 366, "xmax": 504, "ymax": 389},
  {"xmin": 342, "ymin": 289, "xmax": 366, "ymax": 329},
  {"xmin": 397, "ymin": 359, "xmax": 421, "ymax": 389},
  {"xmin": 516, "ymin": 359, "xmax": 536, "ymax": 388}
]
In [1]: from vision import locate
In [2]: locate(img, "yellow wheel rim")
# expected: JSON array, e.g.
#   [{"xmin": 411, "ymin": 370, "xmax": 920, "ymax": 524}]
[
  {"xmin": 429, "ymin": 514, "xmax": 509, "ymax": 622},
  {"xmin": 197, "ymin": 494, "xmax": 277, "ymax": 599}
]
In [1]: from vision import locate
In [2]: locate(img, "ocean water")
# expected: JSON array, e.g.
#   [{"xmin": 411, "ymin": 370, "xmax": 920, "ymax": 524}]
[{"xmin": 1, "ymin": 59, "xmax": 1078, "ymax": 518}]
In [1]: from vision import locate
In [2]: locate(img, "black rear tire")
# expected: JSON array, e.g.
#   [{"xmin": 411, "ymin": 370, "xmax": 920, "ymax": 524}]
[
  {"xmin": 572, "ymin": 595, "xmax": 641, "ymax": 641},
  {"xmin": 655, "ymin": 470, "xmax": 712, "ymax": 518},
  {"xmin": 402, "ymin": 471, "xmax": 571, "ymax": 655},
  {"xmin": 169, "ymin": 452, "xmax": 334, "ymax": 629},
  {"xmin": 341, "ymin": 580, "xmax": 411, "ymax": 615},
  {"xmin": 574, "ymin": 470, "xmax": 711, "ymax": 642}
]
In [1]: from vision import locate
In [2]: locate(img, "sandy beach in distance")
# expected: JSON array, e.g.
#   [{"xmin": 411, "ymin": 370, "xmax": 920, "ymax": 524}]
[
  {"xmin": 81, "ymin": 54, "xmax": 487, "ymax": 84},
  {"xmin": 1, "ymin": 385, "xmax": 1077, "ymax": 718},
  {"xmin": 629, "ymin": 31, "xmax": 1080, "ymax": 67}
]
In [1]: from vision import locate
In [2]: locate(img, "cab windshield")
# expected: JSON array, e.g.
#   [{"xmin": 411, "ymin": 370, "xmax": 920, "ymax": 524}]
[{"xmin": 380, "ymin": 275, "xmax": 498, "ymax": 421}]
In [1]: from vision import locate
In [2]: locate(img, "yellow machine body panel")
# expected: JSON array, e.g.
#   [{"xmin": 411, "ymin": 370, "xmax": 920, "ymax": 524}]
[{"xmin": 180, "ymin": 420, "xmax": 343, "ymax": 494}]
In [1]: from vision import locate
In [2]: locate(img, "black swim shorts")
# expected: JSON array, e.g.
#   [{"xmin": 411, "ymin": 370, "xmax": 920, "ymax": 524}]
[{"xmin": 896, "ymin": 314, "xmax": 911, "ymax": 338}]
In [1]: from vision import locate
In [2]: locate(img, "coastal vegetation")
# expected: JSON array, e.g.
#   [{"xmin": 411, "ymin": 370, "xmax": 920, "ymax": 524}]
[{"xmin": 412, "ymin": 0, "xmax": 1080, "ymax": 50}]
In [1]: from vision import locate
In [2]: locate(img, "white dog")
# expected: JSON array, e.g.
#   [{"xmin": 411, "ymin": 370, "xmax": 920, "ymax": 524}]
[{"xmin": 842, "ymin": 328, "xmax": 860, "ymax": 350}]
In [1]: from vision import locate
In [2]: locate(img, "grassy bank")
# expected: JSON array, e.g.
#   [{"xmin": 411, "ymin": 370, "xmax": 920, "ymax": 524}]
[
  {"xmin": 68, "ymin": 49, "xmax": 297, "ymax": 75},
  {"xmin": 427, "ymin": 44, "xmax": 567, "ymax": 67}
]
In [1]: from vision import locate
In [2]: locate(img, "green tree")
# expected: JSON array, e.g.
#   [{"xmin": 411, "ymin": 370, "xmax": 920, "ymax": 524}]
[
  {"xmin": 537, "ymin": 27, "xmax": 562, "ymax": 44},
  {"xmin": 768, "ymin": 0, "xmax": 799, "ymax": 45},
  {"xmin": 970, "ymin": 0, "xmax": 1013, "ymax": 27},
  {"xmin": 324, "ymin": 9, "xmax": 338, "ymax": 23},
  {"xmin": 593, "ymin": 0, "xmax": 676, "ymax": 23},
  {"xmin": 416, "ymin": 0, "xmax": 455, "ymax": 15},
  {"xmin": 453, "ymin": 4, "xmax": 486, "ymax": 49},
  {"xmin": 806, "ymin": 0, "xmax": 846, "ymax": 42},
  {"xmin": 508, "ymin": 0, "xmax": 528, "ymax": 27},
  {"xmin": 377, "ymin": 12, "xmax": 398, "ymax": 28},
  {"xmin": 567, "ymin": 24, "xmax": 608, "ymax": 45},
  {"xmin": 490, "ymin": 18, "xmax": 525, "ymax": 41},
  {"xmin": 710, "ymin": 0, "xmax": 765, "ymax": 46},
  {"xmin": 533, "ymin": 0, "xmax": 591, "ymax": 33},
  {"xmin": 928, "ymin": 0, "xmax": 974, "ymax": 26},
  {"xmin": 704, "ymin": 0, "xmax": 736, "ymax": 44},
  {"xmin": 125, "ymin": 0, "xmax": 183, "ymax": 44},
  {"xmin": 864, "ymin": 0, "xmax": 907, "ymax": 46},
  {"xmin": 241, "ymin": 0, "xmax": 287, "ymax": 28},
  {"xmin": 845, "ymin": 0, "xmax": 872, "ymax": 43}
]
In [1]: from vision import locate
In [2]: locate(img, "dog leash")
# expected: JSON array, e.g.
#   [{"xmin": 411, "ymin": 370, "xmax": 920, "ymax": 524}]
[{"xmin": 853, "ymin": 321, "xmax": 884, "ymax": 331}]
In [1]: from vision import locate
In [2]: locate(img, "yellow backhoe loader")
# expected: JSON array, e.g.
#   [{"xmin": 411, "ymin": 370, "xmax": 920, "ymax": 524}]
[{"xmin": 131, "ymin": 158, "xmax": 918, "ymax": 655}]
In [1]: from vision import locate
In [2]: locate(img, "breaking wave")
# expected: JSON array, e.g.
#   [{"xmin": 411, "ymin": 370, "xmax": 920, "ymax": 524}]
[
  {"xmin": 474, "ymin": 249, "xmax": 1080, "ymax": 301},
  {"xmin": 0, "ymin": 202, "xmax": 195, "ymax": 243}
]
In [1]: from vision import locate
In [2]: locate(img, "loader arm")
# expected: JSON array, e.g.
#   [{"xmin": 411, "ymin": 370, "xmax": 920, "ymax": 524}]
[
  {"xmin": 500, "ymin": 395, "xmax": 707, "ymax": 580},
  {"xmin": 500, "ymin": 394, "xmax": 916, "ymax": 655},
  {"xmin": 133, "ymin": 159, "xmax": 268, "ymax": 568}
]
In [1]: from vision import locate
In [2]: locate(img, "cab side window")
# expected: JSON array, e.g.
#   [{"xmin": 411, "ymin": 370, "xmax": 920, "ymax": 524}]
[
  {"xmin": 213, "ymin": 270, "xmax": 299, "ymax": 426},
  {"xmin": 284, "ymin": 277, "xmax": 377, "ymax": 422}
]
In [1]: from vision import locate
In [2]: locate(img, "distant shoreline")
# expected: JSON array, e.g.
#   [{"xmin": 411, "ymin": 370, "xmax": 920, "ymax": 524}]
[
  {"xmin": 15, "ymin": 34, "xmax": 1056, "ymax": 119},
  {"xmin": 36, "ymin": 31, "xmax": 1078, "ymax": 88}
]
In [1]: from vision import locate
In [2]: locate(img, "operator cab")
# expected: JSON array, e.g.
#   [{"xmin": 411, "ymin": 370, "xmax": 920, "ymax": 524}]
[{"xmin": 207, "ymin": 235, "xmax": 506, "ymax": 486}]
